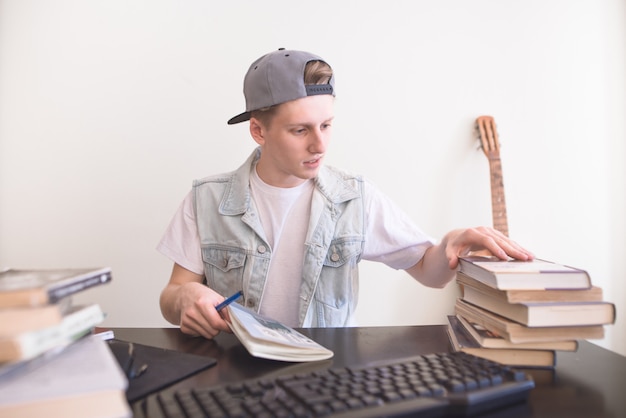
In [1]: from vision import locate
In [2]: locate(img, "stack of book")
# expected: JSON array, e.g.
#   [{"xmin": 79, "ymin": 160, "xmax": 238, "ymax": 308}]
[
  {"xmin": 0, "ymin": 267, "xmax": 130, "ymax": 417},
  {"xmin": 447, "ymin": 256, "xmax": 616, "ymax": 368}
]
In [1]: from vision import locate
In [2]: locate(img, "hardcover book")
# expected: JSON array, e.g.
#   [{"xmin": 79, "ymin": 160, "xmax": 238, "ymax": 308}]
[
  {"xmin": 0, "ymin": 299, "xmax": 71, "ymax": 338},
  {"xmin": 0, "ymin": 304, "xmax": 105, "ymax": 363},
  {"xmin": 458, "ymin": 256, "xmax": 591, "ymax": 290},
  {"xmin": 455, "ymin": 298, "xmax": 605, "ymax": 344},
  {"xmin": 454, "ymin": 315, "xmax": 578, "ymax": 352},
  {"xmin": 456, "ymin": 272, "xmax": 603, "ymax": 303},
  {"xmin": 446, "ymin": 315, "xmax": 556, "ymax": 368},
  {"xmin": 0, "ymin": 267, "xmax": 112, "ymax": 308},
  {"xmin": 460, "ymin": 284, "xmax": 615, "ymax": 327},
  {"xmin": 226, "ymin": 302, "xmax": 333, "ymax": 362}
]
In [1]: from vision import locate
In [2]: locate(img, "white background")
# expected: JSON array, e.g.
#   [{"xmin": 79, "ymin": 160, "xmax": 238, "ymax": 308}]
[{"xmin": 1, "ymin": 0, "xmax": 624, "ymax": 356}]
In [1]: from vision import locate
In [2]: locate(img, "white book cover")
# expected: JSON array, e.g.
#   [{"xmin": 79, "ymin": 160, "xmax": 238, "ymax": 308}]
[{"xmin": 227, "ymin": 302, "xmax": 333, "ymax": 362}]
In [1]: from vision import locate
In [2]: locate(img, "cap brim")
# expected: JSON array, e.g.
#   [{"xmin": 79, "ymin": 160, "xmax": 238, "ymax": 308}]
[{"xmin": 227, "ymin": 111, "xmax": 251, "ymax": 125}]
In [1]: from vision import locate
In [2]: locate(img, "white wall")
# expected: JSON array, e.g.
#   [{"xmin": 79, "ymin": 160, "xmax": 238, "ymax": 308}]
[{"xmin": 1, "ymin": 0, "xmax": 624, "ymax": 356}]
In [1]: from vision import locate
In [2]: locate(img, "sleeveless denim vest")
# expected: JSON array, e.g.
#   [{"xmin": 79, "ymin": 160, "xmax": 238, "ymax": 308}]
[{"xmin": 193, "ymin": 149, "xmax": 365, "ymax": 327}]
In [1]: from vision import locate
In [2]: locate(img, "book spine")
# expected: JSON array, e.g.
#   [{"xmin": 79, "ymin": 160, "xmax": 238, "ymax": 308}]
[
  {"xmin": 4, "ymin": 305, "xmax": 105, "ymax": 362},
  {"xmin": 48, "ymin": 272, "xmax": 112, "ymax": 303}
]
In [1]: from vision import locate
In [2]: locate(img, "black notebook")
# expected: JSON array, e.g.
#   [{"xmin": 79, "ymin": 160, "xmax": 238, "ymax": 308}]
[{"xmin": 107, "ymin": 339, "xmax": 216, "ymax": 403}]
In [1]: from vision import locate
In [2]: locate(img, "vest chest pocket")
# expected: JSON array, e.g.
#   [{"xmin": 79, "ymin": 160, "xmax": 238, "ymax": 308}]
[
  {"xmin": 323, "ymin": 238, "xmax": 363, "ymax": 267},
  {"xmin": 201, "ymin": 247, "xmax": 246, "ymax": 290}
]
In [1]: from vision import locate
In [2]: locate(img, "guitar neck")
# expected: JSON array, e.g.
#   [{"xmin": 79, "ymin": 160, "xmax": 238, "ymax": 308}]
[{"xmin": 488, "ymin": 157, "xmax": 509, "ymax": 237}]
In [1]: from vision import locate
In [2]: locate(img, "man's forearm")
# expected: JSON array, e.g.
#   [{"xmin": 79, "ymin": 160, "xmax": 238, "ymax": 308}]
[
  {"xmin": 404, "ymin": 244, "xmax": 455, "ymax": 288},
  {"xmin": 159, "ymin": 284, "xmax": 182, "ymax": 325}
]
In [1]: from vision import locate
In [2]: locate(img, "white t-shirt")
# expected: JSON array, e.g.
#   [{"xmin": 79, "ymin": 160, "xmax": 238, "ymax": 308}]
[
  {"xmin": 157, "ymin": 169, "xmax": 435, "ymax": 325},
  {"xmin": 248, "ymin": 168, "xmax": 313, "ymax": 325}
]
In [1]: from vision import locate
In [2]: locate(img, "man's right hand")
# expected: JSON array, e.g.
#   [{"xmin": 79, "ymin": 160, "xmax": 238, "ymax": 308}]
[{"xmin": 159, "ymin": 264, "xmax": 232, "ymax": 339}]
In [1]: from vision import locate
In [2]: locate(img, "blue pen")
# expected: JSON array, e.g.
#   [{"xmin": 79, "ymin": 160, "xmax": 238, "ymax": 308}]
[{"xmin": 215, "ymin": 290, "xmax": 243, "ymax": 312}]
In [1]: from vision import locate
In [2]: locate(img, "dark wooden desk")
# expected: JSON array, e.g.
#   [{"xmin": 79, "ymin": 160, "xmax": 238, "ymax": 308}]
[{"xmin": 112, "ymin": 326, "xmax": 626, "ymax": 417}]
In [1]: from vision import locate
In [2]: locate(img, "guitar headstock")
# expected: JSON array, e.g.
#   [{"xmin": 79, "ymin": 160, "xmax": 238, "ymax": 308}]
[
  {"xmin": 476, "ymin": 116, "xmax": 500, "ymax": 160},
  {"xmin": 475, "ymin": 115, "xmax": 509, "ymax": 236}
]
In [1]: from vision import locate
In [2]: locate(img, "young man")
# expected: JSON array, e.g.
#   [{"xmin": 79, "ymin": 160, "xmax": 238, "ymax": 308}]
[{"xmin": 158, "ymin": 48, "xmax": 533, "ymax": 339}]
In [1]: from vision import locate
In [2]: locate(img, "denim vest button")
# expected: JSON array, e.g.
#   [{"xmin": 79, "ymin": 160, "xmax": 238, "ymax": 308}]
[
  {"xmin": 258, "ymin": 245, "xmax": 267, "ymax": 254},
  {"xmin": 330, "ymin": 253, "xmax": 340, "ymax": 262}
]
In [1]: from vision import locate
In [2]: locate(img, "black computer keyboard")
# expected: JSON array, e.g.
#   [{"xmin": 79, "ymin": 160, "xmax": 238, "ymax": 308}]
[{"xmin": 134, "ymin": 351, "xmax": 534, "ymax": 417}]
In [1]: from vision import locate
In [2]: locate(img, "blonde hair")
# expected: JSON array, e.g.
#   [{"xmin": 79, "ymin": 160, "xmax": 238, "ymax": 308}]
[
  {"xmin": 303, "ymin": 60, "xmax": 333, "ymax": 85},
  {"xmin": 251, "ymin": 60, "xmax": 333, "ymax": 126}
]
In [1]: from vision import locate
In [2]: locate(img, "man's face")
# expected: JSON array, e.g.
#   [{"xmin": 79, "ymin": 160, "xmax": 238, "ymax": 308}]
[{"xmin": 252, "ymin": 94, "xmax": 334, "ymax": 188}]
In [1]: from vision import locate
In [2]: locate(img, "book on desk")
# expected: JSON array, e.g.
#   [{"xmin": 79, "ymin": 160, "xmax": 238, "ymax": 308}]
[
  {"xmin": 457, "ymin": 256, "xmax": 592, "ymax": 290},
  {"xmin": 0, "ymin": 267, "xmax": 112, "ymax": 308},
  {"xmin": 226, "ymin": 301, "xmax": 334, "ymax": 362},
  {"xmin": 0, "ymin": 303, "xmax": 105, "ymax": 364}
]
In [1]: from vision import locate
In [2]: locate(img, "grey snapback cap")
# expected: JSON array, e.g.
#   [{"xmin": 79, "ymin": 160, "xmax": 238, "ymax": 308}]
[{"xmin": 227, "ymin": 48, "xmax": 335, "ymax": 125}]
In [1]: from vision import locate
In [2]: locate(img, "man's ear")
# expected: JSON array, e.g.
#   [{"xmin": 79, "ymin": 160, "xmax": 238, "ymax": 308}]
[{"xmin": 249, "ymin": 117, "xmax": 265, "ymax": 146}]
